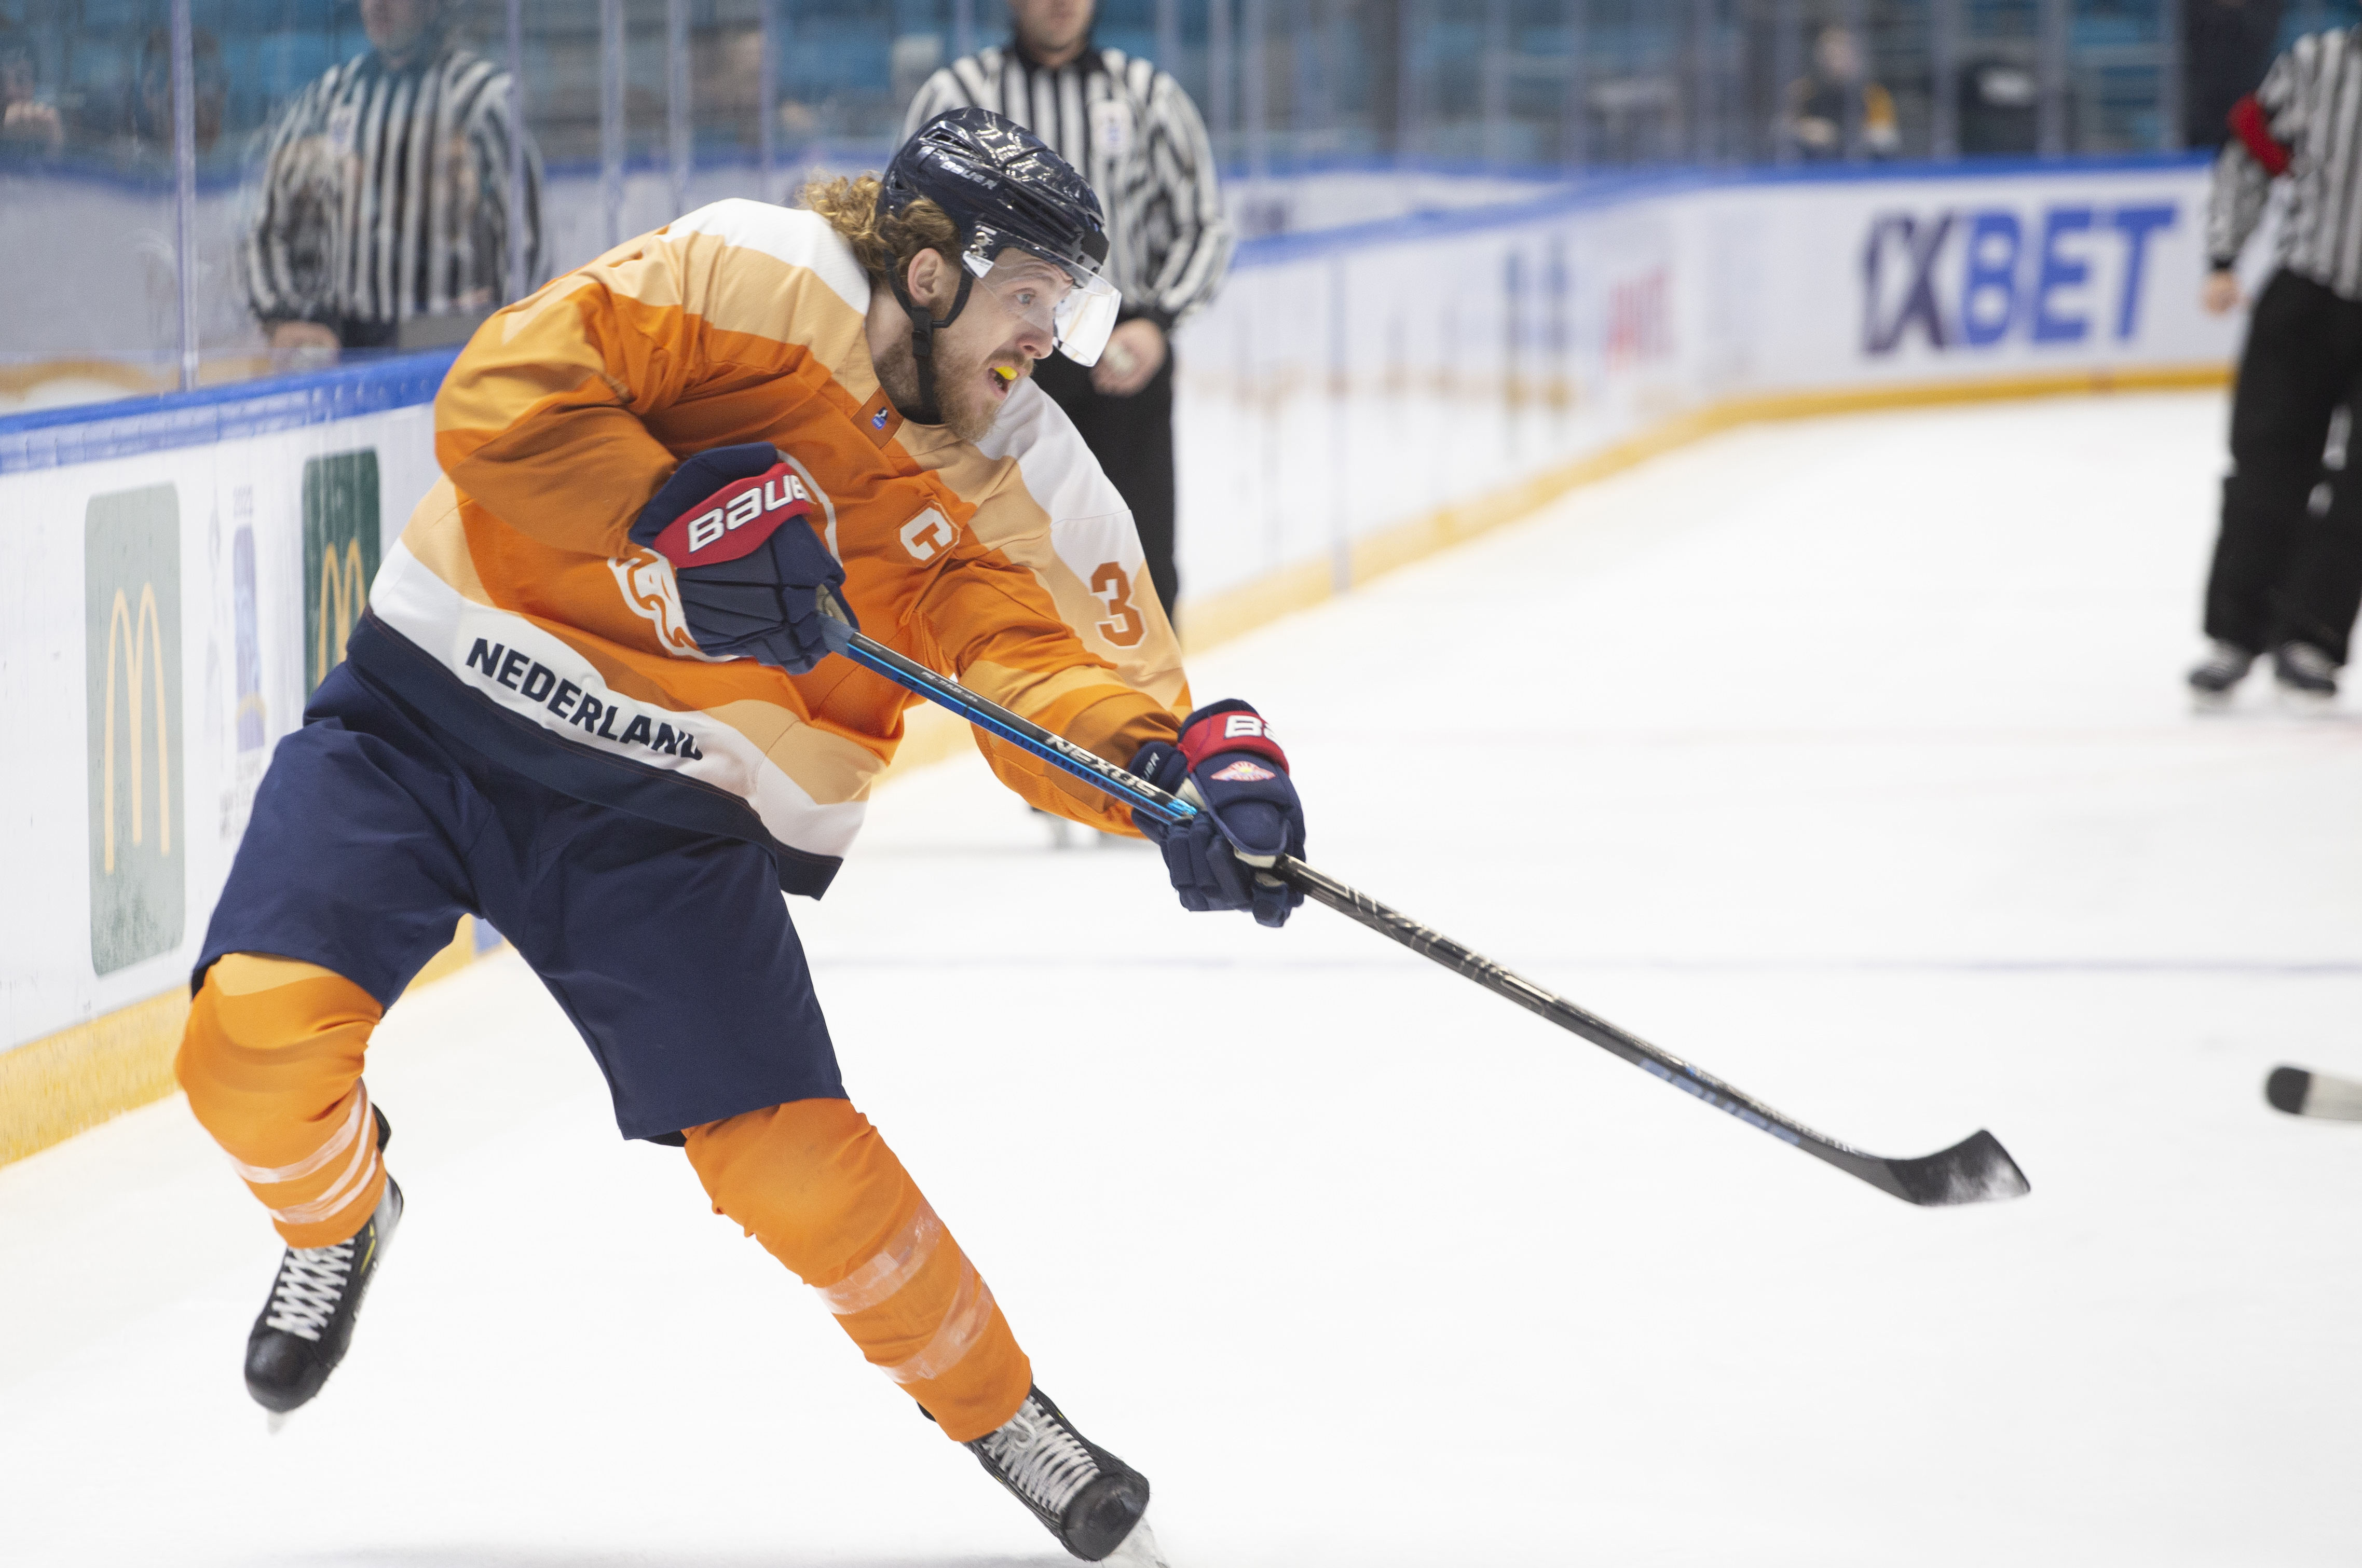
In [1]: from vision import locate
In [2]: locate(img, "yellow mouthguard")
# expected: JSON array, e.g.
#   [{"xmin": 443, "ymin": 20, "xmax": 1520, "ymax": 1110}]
[{"xmin": 991, "ymin": 366, "xmax": 1014, "ymax": 386}]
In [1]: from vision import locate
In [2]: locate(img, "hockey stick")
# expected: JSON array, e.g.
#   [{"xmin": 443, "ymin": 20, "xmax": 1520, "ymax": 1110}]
[
  {"xmin": 2266, "ymin": 1066, "xmax": 2362, "ymax": 1121},
  {"xmin": 818, "ymin": 609, "xmax": 2029, "ymax": 1206}
]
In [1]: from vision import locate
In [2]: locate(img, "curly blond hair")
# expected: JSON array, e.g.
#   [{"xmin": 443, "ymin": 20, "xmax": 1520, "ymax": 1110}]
[{"xmin": 799, "ymin": 175, "xmax": 960, "ymax": 287}]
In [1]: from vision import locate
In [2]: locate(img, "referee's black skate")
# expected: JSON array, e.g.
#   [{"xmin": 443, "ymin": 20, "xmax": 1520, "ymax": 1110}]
[
  {"xmin": 2274, "ymin": 640, "xmax": 2339, "ymax": 709},
  {"xmin": 244, "ymin": 1108, "xmax": 402, "ymax": 1428},
  {"xmin": 967, "ymin": 1386, "xmax": 1167, "ymax": 1563},
  {"xmin": 2188, "ymin": 640, "xmax": 2255, "ymax": 709}
]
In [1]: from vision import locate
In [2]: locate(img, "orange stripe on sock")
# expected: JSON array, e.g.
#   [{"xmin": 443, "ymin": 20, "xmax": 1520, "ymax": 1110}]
[
  {"xmin": 176, "ymin": 956, "xmax": 388, "ymax": 1248},
  {"xmin": 686, "ymin": 1099, "xmax": 1031, "ymax": 1441}
]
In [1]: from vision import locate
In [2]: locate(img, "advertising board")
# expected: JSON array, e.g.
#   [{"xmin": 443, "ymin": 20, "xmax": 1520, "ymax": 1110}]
[
  {"xmin": 1175, "ymin": 158, "xmax": 2232, "ymax": 603},
  {"xmin": 84, "ymin": 486, "xmax": 185, "ymax": 978}
]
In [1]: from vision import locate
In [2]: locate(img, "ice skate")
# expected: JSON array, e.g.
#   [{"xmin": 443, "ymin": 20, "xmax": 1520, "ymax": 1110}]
[
  {"xmin": 968, "ymin": 1386, "xmax": 1164, "ymax": 1563},
  {"xmin": 2188, "ymin": 640, "xmax": 2255, "ymax": 710},
  {"xmin": 2273, "ymin": 640, "xmax": 2339, "ymax": 710},
  {"xmin": 245, "ymin": 1109, "xmax": 402, "ymax": 1425}
]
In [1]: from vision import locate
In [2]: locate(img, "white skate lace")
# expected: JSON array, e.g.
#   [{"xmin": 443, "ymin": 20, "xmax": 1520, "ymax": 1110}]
[
  {"xmin": 262, "ymin": 1239, "xmax": 356, "ymax": 1341},
  {"xmin": 977, "ymin": 1397, "xmax": 1101, "ymax": 1518}
]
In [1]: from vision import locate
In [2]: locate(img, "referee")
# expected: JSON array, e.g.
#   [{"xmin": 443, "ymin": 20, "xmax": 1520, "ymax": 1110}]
[
  {"xmin": 2191, "ymin": 25, "xmax": 2362, "ymax": 709},
  {"xmin": 903, "ymin": 0, "xmax": 1232, "ymax": 627},
  {"xmin": 242, "ymin": 0, "xmax": 542, "ymax": 363}
]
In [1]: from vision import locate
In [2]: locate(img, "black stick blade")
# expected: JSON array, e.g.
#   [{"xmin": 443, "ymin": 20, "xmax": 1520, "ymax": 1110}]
[
  {"xmin": 2265, "ymin": 1066, "xmax": 2313, "ymax": 1116},
  {"xmin": 1878, "ymin": 1131, "xmax": 2032, "ymax": 1206}
]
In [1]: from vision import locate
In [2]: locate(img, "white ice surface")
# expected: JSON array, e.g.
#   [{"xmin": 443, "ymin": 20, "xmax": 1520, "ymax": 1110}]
[{"xmin": 6, "ymin": 392, "xmax": 2362, "ymax": 1566}]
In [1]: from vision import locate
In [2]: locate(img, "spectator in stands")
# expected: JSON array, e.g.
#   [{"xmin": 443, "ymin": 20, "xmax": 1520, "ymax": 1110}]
[
  {"xmin": 242, "ymin": 0, "xmax": 541, "ymax": 364},
  {"xmin": 903, "ymin": 0, "xmax": 1232, "ymax": 629},
  {"xmin": 2186, "ymin": 0, "xmax": 2284, "ymax": 152},
  {"xmin": 0, "ymin": 21, "xmax": 62, "ymax": 158},
  {"xmin": 1958, "ymin": 59, "xmax": 2038, "ymax": 155},
  {"xmin": 1784, "ymin": 25, "xmax": 1899, "ymax": 161},
  {"xmin": 128, "ymin": 26, "xmax": 226, "ymax": 157}
]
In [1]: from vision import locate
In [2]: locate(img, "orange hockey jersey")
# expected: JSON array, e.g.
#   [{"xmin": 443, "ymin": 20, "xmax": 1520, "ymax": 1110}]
[{"xmin": 350, "ymin": 199, "xmax": 1189, "ymax": 895}]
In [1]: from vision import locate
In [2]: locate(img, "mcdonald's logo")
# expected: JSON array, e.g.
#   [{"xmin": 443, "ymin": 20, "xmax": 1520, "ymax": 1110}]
[
  {"xmin": 100, "ymin": 581, "xmax": 171, "ymax": 873},
  {"xmin": 85, "ymin": 485, "xmax": 184, "ymax": 976},
  {"xmin": 304, "ymin": 450, "xmax": 380, "ymax": 694}
]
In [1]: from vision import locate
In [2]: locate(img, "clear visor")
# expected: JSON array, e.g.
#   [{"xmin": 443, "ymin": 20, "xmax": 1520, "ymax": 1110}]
[{"xmin": 961, "ymin": 249, "xmax": 1122, "ymax": 367}]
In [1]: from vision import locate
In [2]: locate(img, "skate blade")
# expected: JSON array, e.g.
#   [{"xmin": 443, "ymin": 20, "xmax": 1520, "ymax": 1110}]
[
  {"xmin": 2188, "ymin": 687, "xmax": 2236, "ymax": 714},
  {"xmin": 1102, "ymin": 1516, "xmax": 1171, "ymax": 1568},
  {"xmin": 266, "ymin": 1409, "xmax": 289, "ymax": 1435},
  {"xmin": 2274, "ymin": 686, "xmax": 2338, "ymax": 716}
]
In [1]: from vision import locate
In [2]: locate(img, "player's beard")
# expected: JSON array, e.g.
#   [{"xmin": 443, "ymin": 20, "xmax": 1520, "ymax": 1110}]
[{"xmin": 874, "ymin": 327, "xmax": 1024, "ymax": 444}]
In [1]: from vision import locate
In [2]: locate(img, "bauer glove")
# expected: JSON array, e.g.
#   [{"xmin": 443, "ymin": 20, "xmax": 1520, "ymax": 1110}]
[
  {"xmin": 1129, "ymin": 699, "xmax": 1305, "ymax": 928},
  {"xmin": 630, "ymin": 442, "xmax": 854, "ymax": 675}
]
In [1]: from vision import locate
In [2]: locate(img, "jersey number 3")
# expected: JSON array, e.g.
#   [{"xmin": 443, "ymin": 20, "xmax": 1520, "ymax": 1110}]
[{"xmin": 1090, "ymin": 561, "xmax": 1145, "ymax": 648}]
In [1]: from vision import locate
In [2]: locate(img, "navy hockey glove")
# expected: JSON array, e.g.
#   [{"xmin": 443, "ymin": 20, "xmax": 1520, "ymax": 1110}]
[
  {"xmin": 1129, "ymin": 699, "xmax": 1305, "ymax": 928},
  {"xmin": 630, "ymin": 442, "xmax": 853, "ymax": 675}
]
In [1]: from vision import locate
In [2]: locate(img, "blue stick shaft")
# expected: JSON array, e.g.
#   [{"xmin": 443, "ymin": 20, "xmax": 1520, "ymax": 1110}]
[{"xmin": 832, "ymin": 626, "xmax": 1197, "ymax": 826}]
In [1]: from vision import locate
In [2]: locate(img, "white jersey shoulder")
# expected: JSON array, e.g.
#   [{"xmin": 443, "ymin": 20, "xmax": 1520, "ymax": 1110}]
[
  {"xmin": 666, "ymin": 201, "xmax": 872, "ymax": 317},
  {"xmin": 971, "ymin": 378, "xmax": 1149, "ymax": 622},
  {"xmin": 975, "ymin": 377, "xmax": 1132, "ymax": 532}
]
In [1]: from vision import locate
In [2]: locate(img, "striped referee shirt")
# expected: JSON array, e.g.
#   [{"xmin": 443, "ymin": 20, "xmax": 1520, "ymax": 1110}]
[
  {"xmin": 242, "ymin": 43, "xmax": 542, "ymax": 334},
  {"xmin": 903, "ymin": 43, "xmax": 1231, "ymax": 332},
  {"xmin": 2208, "ymin": 27, "xmax": 2362, "ymax": 300}
]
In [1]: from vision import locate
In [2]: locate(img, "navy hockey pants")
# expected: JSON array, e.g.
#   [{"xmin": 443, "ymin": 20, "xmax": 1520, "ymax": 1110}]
[{"xmin": 198, "ymin": 661, "xmax": 842, "ymax": 1141}]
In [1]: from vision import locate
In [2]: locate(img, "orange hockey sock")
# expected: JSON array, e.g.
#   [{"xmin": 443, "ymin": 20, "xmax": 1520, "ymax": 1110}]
[
  {"xmin": 685, "ymin": 1099, "xmax": 1031, "ymax": 1442},
  {"xmin": 176, "ymin": 954, "xmax": 389, "ymax": 1249}
]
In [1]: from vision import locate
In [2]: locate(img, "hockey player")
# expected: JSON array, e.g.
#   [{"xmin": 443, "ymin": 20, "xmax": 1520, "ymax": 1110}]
[{"xmin": 173, "ymin": 110, "xmax": 1306, "ymax": 1565}]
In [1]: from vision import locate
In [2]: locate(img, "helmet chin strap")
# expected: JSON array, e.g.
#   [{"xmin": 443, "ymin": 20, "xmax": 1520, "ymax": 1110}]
[{"xmin": 888, "ymin": 259, "xmax": 977, "ymax": 427}]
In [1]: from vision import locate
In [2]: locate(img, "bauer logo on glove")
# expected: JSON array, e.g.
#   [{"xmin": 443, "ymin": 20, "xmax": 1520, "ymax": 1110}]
[
  {"xmin": 1128, "ymin": 699, "xmax": 1307, "ymax": 928},
  {"xmin": 647, "ymin": 466, "xmax": 816, "ymax": 565},
  {"xmin": 630, "ymin": 442, "xmax": 855, "ymax": 676}
]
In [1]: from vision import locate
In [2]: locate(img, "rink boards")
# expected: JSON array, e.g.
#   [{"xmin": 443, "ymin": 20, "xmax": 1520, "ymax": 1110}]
[
  {"xmin": 0, "ymin": 363, "xmax": 465, "ymax": 1160},
  {"xmin": 0, "ymin": 155, "xmax": 2236, "ymax": 1158},
  {"xmin": 1176, "ymin": 152, "xmax": 2240, "ymax": 611}
]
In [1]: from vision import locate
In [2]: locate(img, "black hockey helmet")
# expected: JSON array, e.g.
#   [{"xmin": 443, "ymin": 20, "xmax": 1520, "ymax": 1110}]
[{"xmin": 881, "ymin": 108, "xmax": 1121, "ymax": 371}]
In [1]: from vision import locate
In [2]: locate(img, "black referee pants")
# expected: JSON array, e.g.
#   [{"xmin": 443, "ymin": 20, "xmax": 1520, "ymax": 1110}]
[
  {"xmin": 2207, "ymin": 269, "xmax": 2362, "ymax": 664},
  {"xmin": 1032, "ymin": 347, "xmax": 1180, "ymax": 624}
]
